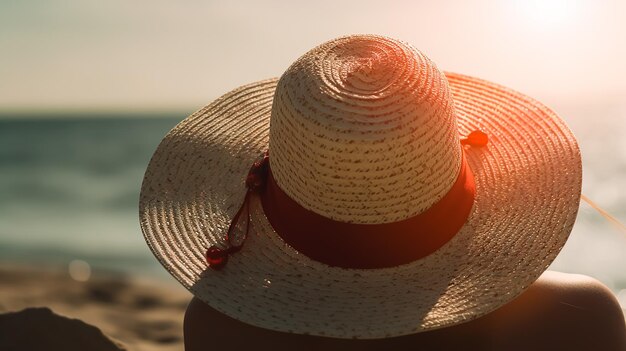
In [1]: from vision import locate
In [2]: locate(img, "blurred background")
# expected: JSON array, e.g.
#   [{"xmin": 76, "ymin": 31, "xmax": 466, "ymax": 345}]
[{"xmin": 1, "ymin": 0, "xmax": 625, "ymax": 308}]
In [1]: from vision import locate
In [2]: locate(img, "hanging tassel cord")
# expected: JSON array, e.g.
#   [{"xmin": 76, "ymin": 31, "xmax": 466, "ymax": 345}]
[{"xmin": 205, "ymin": 151, "xmax": 269, "ymax": 270}]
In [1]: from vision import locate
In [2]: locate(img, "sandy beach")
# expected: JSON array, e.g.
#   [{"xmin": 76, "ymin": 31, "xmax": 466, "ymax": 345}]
[{"xmin": 0, "ymin": 263, "xmax": 191, "ymax": 351}]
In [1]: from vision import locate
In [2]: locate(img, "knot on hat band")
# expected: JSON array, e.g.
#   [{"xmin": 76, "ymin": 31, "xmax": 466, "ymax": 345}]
[{"xmin": 206, "ymin": 131, "xmax": 486, "ymax": 270}]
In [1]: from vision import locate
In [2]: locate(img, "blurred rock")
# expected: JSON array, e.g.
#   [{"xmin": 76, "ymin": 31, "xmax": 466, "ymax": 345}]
[{"xmin": 0, "ymin": 307, "xmax": 126, "ymax": 351}]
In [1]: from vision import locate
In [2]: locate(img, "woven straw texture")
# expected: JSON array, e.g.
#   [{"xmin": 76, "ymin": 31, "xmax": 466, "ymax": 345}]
[
  {"xmin": 140, "ymin": 35, "xmax": 582, "ymax": 339},
  {"xmin": 269, "ymin": 36, "xmax": 462, "ymax": 223}
]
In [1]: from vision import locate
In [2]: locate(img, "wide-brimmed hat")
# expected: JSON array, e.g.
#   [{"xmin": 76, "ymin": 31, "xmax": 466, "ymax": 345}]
[{"xmin": 139, "ymin": 34, "xmax": 582, "ymax": 339}]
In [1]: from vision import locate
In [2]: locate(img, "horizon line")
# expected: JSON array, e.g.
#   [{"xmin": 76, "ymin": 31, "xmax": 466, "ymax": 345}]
[{"xmin": 0, "ymin": 109, "xmax": 195, "ymax": 121}]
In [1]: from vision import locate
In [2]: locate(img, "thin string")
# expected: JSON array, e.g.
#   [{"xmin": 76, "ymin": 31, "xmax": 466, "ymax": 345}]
[{"xmin": 581, "ymin": 194, "xmax": 626, "ymax": 234}]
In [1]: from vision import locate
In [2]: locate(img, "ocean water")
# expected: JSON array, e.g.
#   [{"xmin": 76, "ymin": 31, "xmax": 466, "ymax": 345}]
[
  {"xmin": 0, "ymin": 115, "xmax": 180, "ymax": 278},
  {"xmin": 1, "ymin": 109, "xmax": 625, "ymax": 301}
]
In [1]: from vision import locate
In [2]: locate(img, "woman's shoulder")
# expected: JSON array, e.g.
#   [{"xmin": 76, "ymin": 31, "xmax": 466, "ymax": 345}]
[
  {"xmin": 487, "ymin": 271, "xmax": 626, "ymax": 350},
  {"xmin": 183, "ymin": 272, "xmax": 626, "ymax": 351}
]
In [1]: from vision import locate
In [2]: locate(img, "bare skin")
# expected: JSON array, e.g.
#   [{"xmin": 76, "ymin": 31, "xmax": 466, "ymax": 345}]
[{"xmin": 184, "ymin": 272, "xmax": 626, "ymax": 350}]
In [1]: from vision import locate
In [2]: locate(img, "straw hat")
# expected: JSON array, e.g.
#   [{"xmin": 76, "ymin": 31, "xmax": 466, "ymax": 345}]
[{"xmin": 139, "ymin": 34, "xmax": 582, "ymax": 339}]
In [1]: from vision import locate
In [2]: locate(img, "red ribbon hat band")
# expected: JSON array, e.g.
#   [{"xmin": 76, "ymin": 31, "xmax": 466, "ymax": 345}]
[{"xmin": 206, "ymin": 131, "xmax": 488, "ymax": 270}]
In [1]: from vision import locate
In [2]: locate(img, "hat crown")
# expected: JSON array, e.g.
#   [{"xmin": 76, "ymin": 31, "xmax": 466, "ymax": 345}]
[{"xmin": 268, "ymin": 35, "xmax": 462, "ymax": 224}]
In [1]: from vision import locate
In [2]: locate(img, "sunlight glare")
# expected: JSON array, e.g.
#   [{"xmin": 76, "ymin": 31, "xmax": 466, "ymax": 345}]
[{"xmin": 513, "ymin": 0, "xmax": 582, "ymax": 29}]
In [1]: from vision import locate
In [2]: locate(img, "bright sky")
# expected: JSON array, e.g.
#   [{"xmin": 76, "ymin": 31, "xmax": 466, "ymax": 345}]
[{"xmin": 1, "ymin": 0, "xmax": 625, "ymax": 112}]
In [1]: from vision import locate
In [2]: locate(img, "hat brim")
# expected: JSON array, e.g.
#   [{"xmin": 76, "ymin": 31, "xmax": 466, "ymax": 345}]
[{"xmin": 139, "ymin": 73, "xmax": 582, "ymax": 339}]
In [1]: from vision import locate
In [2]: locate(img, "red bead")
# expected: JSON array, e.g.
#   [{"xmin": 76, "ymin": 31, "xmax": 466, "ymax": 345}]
[
  {"xmin": 205, "ymin": 246, "xmax": 228, "ymax": 270},
  {"xmin": 462, "ymin": 130, "xmax": 488, "ymax": 147}
]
